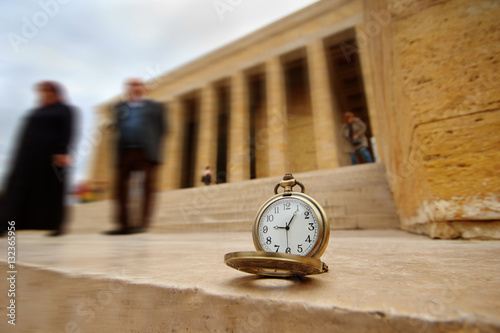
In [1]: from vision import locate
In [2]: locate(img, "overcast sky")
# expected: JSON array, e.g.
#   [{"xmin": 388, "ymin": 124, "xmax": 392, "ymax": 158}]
[{"xmin": 0, "ymin": 0, "xmax": 318, "ymax": 187}]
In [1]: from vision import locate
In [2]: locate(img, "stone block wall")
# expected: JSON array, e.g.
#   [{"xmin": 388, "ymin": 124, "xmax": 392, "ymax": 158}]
[{"xmin": 362, "ymin": 0, "xmax": 500, "ymax": 238}]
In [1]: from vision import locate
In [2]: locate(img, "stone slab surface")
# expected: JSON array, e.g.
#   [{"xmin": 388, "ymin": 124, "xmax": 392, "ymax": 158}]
[{"xmin": 1, "ymin": 230, "xmax": 499, "ymax": 332}]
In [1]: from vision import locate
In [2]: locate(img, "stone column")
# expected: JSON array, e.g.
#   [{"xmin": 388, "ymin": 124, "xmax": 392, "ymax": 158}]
[
  {"xmin": 355, "ymin": 25, "xmax": 382, "ymax": 163},
  {"xmin": 266, "ymin": 57, "xmax": 288, "ymax": 177},
  {"xmin": 162, "ymin": 98, "xmax": 185, "ymax": 190},
  {"xmin": 307, "ymin": 39, "xmax": 342, "ymax": 169},
  {"xmin": 87, "ymin": 104, "xmax": 115, "ymax": 200},
  {"xmin": 194, "ymin": 84, "xmax": 218, "ymax": 187},
  {"xmin": 227, "ymin": 71, "xmax": 250, "ymax": 183}
]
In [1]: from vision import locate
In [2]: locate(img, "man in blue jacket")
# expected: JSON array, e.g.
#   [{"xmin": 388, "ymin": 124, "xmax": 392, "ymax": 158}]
[{"xmin": 106, "ymin": 78, "xmax": 167, "ymax": 234}]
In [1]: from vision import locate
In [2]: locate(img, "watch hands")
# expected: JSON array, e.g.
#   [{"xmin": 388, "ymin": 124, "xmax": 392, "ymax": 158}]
[
  {"xmin": 274, "ymin": 209, "xmax": 299, "ymax": 231},
  {"xmin": 274, "ymin": 208, "xmax": 299, "ymax": 252}
]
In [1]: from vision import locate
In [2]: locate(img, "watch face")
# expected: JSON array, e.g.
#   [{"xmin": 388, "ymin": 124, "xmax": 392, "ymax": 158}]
[{"xmin": 257, "ymin": 197, "xmax": 319, "ymax": 256}]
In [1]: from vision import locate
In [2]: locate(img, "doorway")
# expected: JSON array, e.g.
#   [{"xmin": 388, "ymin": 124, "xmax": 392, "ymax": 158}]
[
  {"xmin": 248, "ymin": 72, "xmax": 268, "ymax": 179},
  {"xmin": 216, "ymin": 84, "xmax": 230, "ymax": 184},
  {"xmin": 180, "ymin": 96, "xmax": 199, "ymax": 188},
  {"xmin": 326, "ymin": 35, "xmax": 374, "ymax": 164}
]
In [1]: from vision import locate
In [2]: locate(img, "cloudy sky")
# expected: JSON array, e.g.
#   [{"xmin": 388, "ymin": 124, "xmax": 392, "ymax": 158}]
[{"xmin": 0, "ymin": 0, "xmax": 318, "ymax": 187}]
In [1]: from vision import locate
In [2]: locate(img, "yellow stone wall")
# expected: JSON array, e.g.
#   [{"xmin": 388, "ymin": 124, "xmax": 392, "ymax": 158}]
[{"xmin": 362, "ymin": 0, "xmax": 500, "ymax": 238}]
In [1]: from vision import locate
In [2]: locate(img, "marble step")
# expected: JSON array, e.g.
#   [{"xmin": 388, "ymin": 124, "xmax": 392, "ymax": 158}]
[{"xmin": 2, "ymin": 230, "xmax": 499, "ymax": 332}]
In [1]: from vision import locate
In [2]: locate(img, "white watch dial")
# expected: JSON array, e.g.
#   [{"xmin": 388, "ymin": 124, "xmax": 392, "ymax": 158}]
[{"xmin": 257, "ymin": 197, "xmax": 319, "ymax": 256}]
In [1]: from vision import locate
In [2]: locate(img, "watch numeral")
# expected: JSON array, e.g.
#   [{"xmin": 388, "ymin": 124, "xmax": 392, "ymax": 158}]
[
  {"xmin": 274, "ymin": 207, "xmax": 279, "ymax": 214},
  {"xmin": 266, "ymin": 236, "xmax": 272, "ymax": 245},
  {"xmin": 308, "ymin": 223, "xmax": 315, "ymax": 231},
  {"xmin": 274, "ymin": 244, "xmax": 280, "ymax": 252},
  {"xmin": 297, "ymin": 244, "xmax": 303, "ymax": 253},
  {"xmin": 305, "ymin": 235, "xmax": 312, "ymax": 243},
  {"xmin": 283, "ymin": 202, "xmax": 291, "ymax": 210},
  {"xmin": 266, "ymin": 215, "xmax": 274, "ymax": 222},
  {"xmin": 285, "ymin": 247, "xmax": 291, "ymax": 254},
  {"xmin": 304, "ymin": 211, "xmax": 310, "ymax": 219},
  {"xmin": 263, "ymin": 226, "xmax": 268, "ymax": 233}
]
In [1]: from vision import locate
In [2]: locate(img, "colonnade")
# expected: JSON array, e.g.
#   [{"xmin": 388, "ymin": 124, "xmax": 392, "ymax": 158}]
[{"xmin": 160, "ymin": 38, "xmax": 345, "ymax": 190}]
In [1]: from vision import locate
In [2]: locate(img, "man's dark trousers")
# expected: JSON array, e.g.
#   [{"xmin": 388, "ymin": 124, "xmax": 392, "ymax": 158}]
[{"xmin": 116, "ymin": 148, "xmax": 157, "ymax": 229}]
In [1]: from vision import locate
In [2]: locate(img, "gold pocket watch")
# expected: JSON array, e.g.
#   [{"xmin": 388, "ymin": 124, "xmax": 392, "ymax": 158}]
[{"xmin": 224, "ymin": 174, "xmax": 330, "ymax": 277}]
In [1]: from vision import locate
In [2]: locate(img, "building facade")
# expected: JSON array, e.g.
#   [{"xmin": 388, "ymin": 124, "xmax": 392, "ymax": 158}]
[{"xmin": 88, "ymin": 0, "xmax": 500, "ymax": 238}]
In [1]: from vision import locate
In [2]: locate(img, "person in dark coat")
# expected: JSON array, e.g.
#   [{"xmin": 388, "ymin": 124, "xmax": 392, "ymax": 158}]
[
  {"xmin": 105, "ymin": 78, "xmax": 167, "ymax": 235},
  {"xmin": 0, "ymin": 81, "xmax": 76, "ymax": 236}
]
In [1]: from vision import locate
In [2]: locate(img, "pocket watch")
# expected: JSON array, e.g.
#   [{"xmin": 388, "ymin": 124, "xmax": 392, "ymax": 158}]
[{"xmin": 224, "ymin": 174, "xmax": 330, "ymax": 277}]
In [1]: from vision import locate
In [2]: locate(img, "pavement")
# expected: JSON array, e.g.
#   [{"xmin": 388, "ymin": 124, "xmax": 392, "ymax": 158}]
[{"xmin": 1, "ymin": 229, "xmax": 499, "ymax": 332}]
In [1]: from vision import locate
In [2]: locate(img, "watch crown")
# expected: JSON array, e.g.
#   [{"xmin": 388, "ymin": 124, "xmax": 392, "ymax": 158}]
[{"xmin": 274, "ymin": 174, "xmax": 305, "ymax": 194}]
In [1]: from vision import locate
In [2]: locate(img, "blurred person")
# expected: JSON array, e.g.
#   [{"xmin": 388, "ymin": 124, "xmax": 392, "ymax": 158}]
[
  {"xmin": 105, "ymin": 78, "xmax": 167, "ymax": 235},
  {"xmin": 201, "ymin": 166, "xmax": 212, "ymax": 186},
  {"xmin": 76, "ymin": 182, "xmax": 92, "ymax": 203},
  {"xmin": 341, "ymin": 112, "xmax": 373, "ymax": 165},
  {"xmin": 0, "ymin": 81, "xmax": 76, "ymax": 236}
]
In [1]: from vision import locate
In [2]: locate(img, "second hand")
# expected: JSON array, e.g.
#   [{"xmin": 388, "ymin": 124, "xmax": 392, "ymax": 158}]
[{"xmin": 286, "ymin": 208, "xmax": 299, "ymax": 253}]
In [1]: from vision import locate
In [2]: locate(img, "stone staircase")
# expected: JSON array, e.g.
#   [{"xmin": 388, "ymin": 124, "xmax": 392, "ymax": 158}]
[{"xmin": 69, "ymin": 163, "xmax": 399, "ymax": 233}]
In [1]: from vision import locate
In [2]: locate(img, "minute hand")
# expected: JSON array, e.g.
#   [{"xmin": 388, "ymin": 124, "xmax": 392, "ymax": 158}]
[{"xmin": 286, "ymin": 210, "xmax": 299, "ymax": 229}]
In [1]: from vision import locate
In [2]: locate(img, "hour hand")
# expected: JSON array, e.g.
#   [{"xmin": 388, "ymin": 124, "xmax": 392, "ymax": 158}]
[{"xmin": 274, "ymin": 225, "xmax": 287, "ymax": 229}]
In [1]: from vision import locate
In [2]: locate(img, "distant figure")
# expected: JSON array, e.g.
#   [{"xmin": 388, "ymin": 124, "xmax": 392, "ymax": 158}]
[
  {"xmin": 341, "ymin": 112, "xmax": 373, "ymax": 165},
  {"xmin": 105, "ymin": 78, "xmax": 167, "ymax": 235},
  {"xmin": 0, "ymin": 81, "xmax": 76, "ymax": 236},
  {"xmin": 201, "ymin": 166, "xmax": 212, "ymax": 186},
  {"xmin": 76, "ymin": 183, "xmax": 93, "ymax": 203}
]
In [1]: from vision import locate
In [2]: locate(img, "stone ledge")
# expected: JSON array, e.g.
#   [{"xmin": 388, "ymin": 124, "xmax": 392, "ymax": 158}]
[
  {"xmin": 1, "ymin": 230, "xmax": 499, "ymax": 332},
  {"xmin": 3, "ymin": 264, "xmax": 498, "ymax": 333},
  {"xmin": 403, "ymin": 220, "xmax": 500, "ymax": 240}
]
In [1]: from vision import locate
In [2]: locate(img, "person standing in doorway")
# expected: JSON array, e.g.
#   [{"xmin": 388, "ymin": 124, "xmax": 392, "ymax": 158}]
[
  {"xmin": 201, "ymin": 166, "xmax": 212, "ymax": 186},
  {"xmin": 341, "ymin": 112, "xmax": 373, "ymax": 165},
  {"xmin": 106, "ymin": 78, "xmax": 167, "ymax": 235}
]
